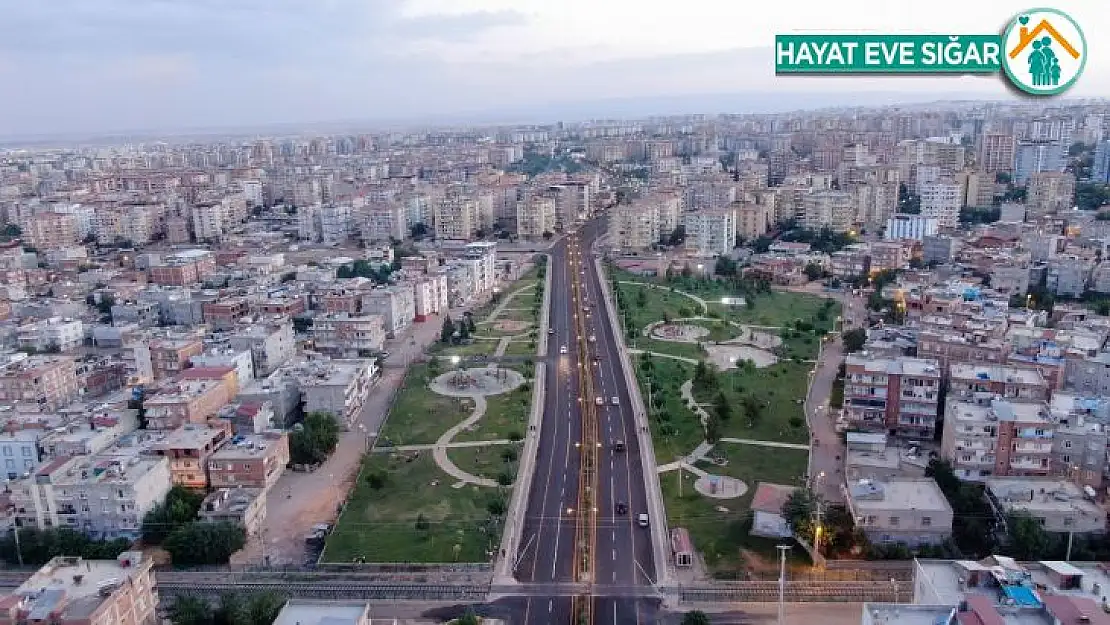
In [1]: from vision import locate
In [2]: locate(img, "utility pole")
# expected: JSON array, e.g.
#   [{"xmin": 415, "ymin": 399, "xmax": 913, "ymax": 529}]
[
  {"xmin": 12, "ymin": 527, "xmax": 22, "ymax": 567},
  {"xmin": 1066, "ymin": 530, "xmax": 1075, "ymax": 561},
  {"xmin": 777, "ymin": 544, "xmax": 791, "ymax": 625}
]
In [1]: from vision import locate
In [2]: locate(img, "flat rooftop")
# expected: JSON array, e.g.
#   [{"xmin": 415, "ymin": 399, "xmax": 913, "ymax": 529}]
[
  {"xmin": 848, "ymin": 478, "xmax": 951, "ymax": 514},
  {"xmin": 950, "ymin": 363, "xmax": 1045, "ymax": 385},
  {"xmin": 947, "ymin": 400, "xmax": 1050, "ymax": 425},
  {"xmin": 985, "ymin": 478, "xmax": 1104, "ymax": 517},
  {"xmin": 272, "ymin": 600, "xmax": 368, "ymax": 625},
  {"xmin": 210, "ymin": 432, "xmax": 283, "ymax": 459},
  {"xmin": 3, "ymin": 553, "xmax": 150, "ymax": 621}
]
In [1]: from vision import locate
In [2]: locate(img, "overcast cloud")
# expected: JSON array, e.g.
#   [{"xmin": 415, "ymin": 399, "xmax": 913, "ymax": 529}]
[{"xmin": 0, "ymin": 0, "xmax": 1106, "ymax": 137}]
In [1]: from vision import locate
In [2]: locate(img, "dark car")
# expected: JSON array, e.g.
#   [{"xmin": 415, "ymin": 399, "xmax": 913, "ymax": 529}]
[
  {"xmin": 612, "ymin": 440, "xmax": 625, "ymax": 452},
  {"xmin": 615, "ymin": 501, "xmax": 628, "ymax": 515}
]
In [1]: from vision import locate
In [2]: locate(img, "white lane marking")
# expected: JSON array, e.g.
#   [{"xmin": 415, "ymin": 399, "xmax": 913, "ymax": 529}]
[
  {"xmin": 612, "ymin": 549, "xmax": 616, "ymax": 561},
  {"xmin": 549, "ymin": 600, "xmax": 554, "ymax": 613}
]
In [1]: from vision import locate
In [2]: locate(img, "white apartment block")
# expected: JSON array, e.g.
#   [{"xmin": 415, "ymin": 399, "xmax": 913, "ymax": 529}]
[
  {"xmin": 464, "ymin": 242, "xmax": 498, "ymax": 295},
  {"xmin": 239, "ymin": 179, "xmax": 264, "ymax": 206},
  {"xmin": 610, "ymin": 203, "xmax": 659, "ymax": 250},
  {"xmin": 802, "ymin": 190, "xmax": 855, "ymax": 233},
  {"xmin": 311, "ymin": 313, "xmax": 386, "ymax": 356},
  {"xmin": 12, "ymin": 454, "xmax": 173, "ymax": 539},
  {"xmin": 656, "ymin": 196, "xmax": 683, "ymax": 235},
  {"xmin": 17, "ymin": 317, "xmax": 84, "ymax": 353},
  {"xmin": 919, "ymin": 181, "xmax": 962, "ymax": 228},
  {"xmin": 362, "ymin": 285, "xmax": 416, "ymax": 338},
  {"xmin": 190, "ymin": 202, "xmax": 226, "ymax": 242},
  {"xmin": 412, "ymin": 275, "xmax": 449, "ymax": 319},
  {"xmin": 885, "ymin": 214, "xmax": 939, "ymax": 241},
  {"xmin": 683, "ymin": 209, "xmax": 735, "ymax": 257},
  {"xmin": 295, "ymin": 359, "xmax": 378, "ymax": 428},
  {"xmin": 516, "ymin": 195, "xmax": 556, "ymax": 238}
]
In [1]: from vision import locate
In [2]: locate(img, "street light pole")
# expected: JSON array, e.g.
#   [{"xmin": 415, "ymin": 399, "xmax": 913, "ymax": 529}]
[{"xmin": 777, "ymin": 544, "xmax": 791, "ymax": 625}]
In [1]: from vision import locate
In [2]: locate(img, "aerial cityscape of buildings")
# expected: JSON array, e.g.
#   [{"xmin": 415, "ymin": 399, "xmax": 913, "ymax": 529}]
[{"xmin": 0, "ymin": 98, "xmax": 1110, "ymax": 624}]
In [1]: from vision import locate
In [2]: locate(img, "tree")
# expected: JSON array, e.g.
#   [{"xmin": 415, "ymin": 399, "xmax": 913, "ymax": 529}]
[
  {"xmin": 713, "ymin": 391, "xmax": 732, "ymax": 423},
  {"xmin": 410, "ymin": 222, "xmax": 428, "ymax": 239},
  {"xmin": 441, "ymin": 315, "xmax": 456, "ymax": 343},
  {"xmin": 163, "ymin": 521, "xmax": 246, "ymax": 566},
  {"xmin": 169, "ymin": 595, "xmax": 212, "ymax": 625},
  {"xmin": 96, "ymin": 294, "xmax": 116, "ymax": 316},
  {"xmin": 142, "ymin": 485, "xmax": 205, "ymax": 544},
  {"xmin": 1006, "ymin": 511, "xmax": 1053, "ymax": 561},
  {"xmin": 751, "ymin": 236, "xmax": 773, "ymax": 253},
  {"xmin": 898, "ymin": 182, "xmax": 921, "ymax": 214},
  {"xmin": 1076, "ymin": 182, "xmax": 1110, "ymax": 211},
  {"xmin": 803, "ymin": 262, "xmax": 824, "ymax": 281},
  {"xmin": 681, "ymin": 610, "xmax": 712, "ymax": 625},
  {"xmin": 456, "ymin": 609, "xmax": 481, "ymax": 625},
  {"xmin": 704, "ymin": 413, "xmax": 721, "ymax": 443},
  {"xmin": 0, "ymin": 527, "xmax": 131, "ymax": 566},
  {"xmin": 741, "ymin": 394, "xmax": 763, "ymax": 427},
  {"xmin": 365, "ymin": 470, "xmax": 388, "ymax": 490},
  {"xmin": 842, "ymin": 328, "xmax": 867, "ymax": 353},
  {"xmin": 782, "ymin": 489, "xmax": 817, "ymax": 537},
  {"xmin": 458, "ymin": 321, "xmax": 470, "ymax": 341},
  {"xmin": 542, "ymin": 230, "xmax": 553, "ymax": 240},
  {"xmin": 666, "ymin": 225, "xmax": 686, "ymax": 247},
  {"xmin": 290, "ymin": 412, "xmax": 341, "ymax": 465}
]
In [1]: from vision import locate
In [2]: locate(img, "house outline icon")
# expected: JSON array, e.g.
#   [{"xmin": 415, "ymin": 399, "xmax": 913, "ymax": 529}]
[{"xmin": 1009, "ymin": 18, "xmax": 1081, "ymax": 60}]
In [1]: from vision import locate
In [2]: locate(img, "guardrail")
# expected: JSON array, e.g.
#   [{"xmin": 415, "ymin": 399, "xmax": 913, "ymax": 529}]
[{"xmin": 679, "ymin": 580, "xmax": 901, "ymax": 604}]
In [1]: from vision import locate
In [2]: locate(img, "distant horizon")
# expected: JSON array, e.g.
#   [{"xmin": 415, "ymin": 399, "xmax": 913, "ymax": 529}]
[{"xmin": 2, "ymin": 90, "xmax": 1098, "ymax": 148}]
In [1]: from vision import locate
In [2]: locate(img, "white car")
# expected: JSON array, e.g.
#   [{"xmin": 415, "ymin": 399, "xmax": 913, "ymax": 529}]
[
  {"xmin": 637, "ymin": 513, "xmax": 649, "ymax": 528},
  {"xmin": 610, "ymin": 397, "xmax": 619, "ymax": 406},
  {"xmin": 588, "ymin": 334, "xmax": 596, "ymax": 343},
  {"xmin": 595, "ymin": 397, "xmax": 604, "ymax": 406},
  {"xmin": 560, "ymin": 345, "xmax": 568, "ymax": 354}
]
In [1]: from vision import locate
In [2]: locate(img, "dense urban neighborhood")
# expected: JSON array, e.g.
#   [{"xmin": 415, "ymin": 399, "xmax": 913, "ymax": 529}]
[{"xmin": 1, "ymin": 99, "xmax": 1110, "ymax": 624}]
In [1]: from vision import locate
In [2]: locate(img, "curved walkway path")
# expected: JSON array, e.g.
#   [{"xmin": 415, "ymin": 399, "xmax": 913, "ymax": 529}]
[
  {"xmin": 480, "ymin": 283, "xmax": 538, "ymax": 325},
  {"xmin": 432, "ymin": 395, "xmax": 499, "ymax": 487},
  {"xmin": 628, "ymin": 348, "xmax": 699, "ymax": 364},
  {"xmin": 616, "ymin": 281, "xmax": 709, "ymax": 314}
]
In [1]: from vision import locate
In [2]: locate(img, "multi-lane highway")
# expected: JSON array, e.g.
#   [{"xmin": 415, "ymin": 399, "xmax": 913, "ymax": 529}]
[{"xmin": 513, "ymin": 218, "xmax": 659, "ymax": 624}]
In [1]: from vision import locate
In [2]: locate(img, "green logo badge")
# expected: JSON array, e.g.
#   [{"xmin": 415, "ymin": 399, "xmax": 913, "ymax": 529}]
[{"xmin": 1000, "ymin": 8, "xmax": 1086, "ymax": 95}]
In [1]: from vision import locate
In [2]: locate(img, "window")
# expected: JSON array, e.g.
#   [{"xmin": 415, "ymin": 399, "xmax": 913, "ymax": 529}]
[
  {"xmin": 21, "ymin": 447, "xmax": 30, "ymax": 457},
  {"xmin": 1063, "ymin": 517, "xmax": 1074, "ymax": 527},
  {"xmin": 1, "ymin": 448, "xmax": 10, "ymax": 457},
  {"xmin": 921, "ymin": 517, "xmax": 932, "ymax": 527},
  {"xmin": 1064, "ymin": 440, "xmax": 1073, "ymax": 449},
  {"xmin": 889, "ymin": 516, "xmax": 900, "ymax": 527}
]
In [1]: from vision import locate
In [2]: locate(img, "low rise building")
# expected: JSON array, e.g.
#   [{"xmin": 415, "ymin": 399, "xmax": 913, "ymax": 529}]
[
  {"xmin": 272, "ymin": 600, "xmax": 371, "ymax": 625},
  {"xmin": 948, "ymin": 363, "xmax": 1050, "ymax": 405},
  {"xmin": 296, "ymin": 359, "xmax": 378, "ymax": 427},
  {"xmin": 15, "ymin": 317, "xmax": 84, "ymax": 353},
  {"xmin": 986, "ymin": 477, "xmax": 1105, "ymax": 534},
  {"xmin": 311, "ymin": 313, "xmax": 386, "ymax": 357},
  {"xmin": 199, "ymin": 487, "xmax": 266, "ymax": 537},
  {"xmin": 942, "ymin": 399, "xmax": 1053, "ymax": 482},
  {"xmin": 146, "ymin": 423, "xmax": 231, "ymax": 489},
  {"xmin": 846, "ymin": 477, "xmax": 953, "ymax": 547},
  {"xmin": 207, "ymin": 431, "xmax": 289, "ymax": 490},
  {"xmin": 0, "ymin": 552, "xmax": 158, "ymax": 625},
  {"xmin": 143, "ymin": 377, "xmax": 235, "ymax": 430},
  {"xmin": 0, "ymin": 355, "xmax": 80, "ymax": 412}
]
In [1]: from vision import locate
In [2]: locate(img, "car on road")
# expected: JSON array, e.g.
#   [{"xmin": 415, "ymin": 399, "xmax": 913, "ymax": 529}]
[
  {"xmin": 548, "ymin": 328, "xmax": 555, "ymax": 335},
  {"xmin": 637, "ymin": 513, "xmax": 650, "ymax": 528},
  {"xmin": 615, "ymin": 502, "xmax": 628, "ymax": 515},
  {"xmin": 595, "ymin": 396, "xmax": 604, "ymax": 406},
  {"xmin": 610, "ymin": 396, "xmax": 619, "ymax": 406},
  {"xmin": 588, "ymin": 334, "xmax": 596, "ymax": 342},
  {"xmin": 592, "ymin": 357, "xmax": 600, "ymax": 366},
  {"xmin": 560, "ymin": 345, "xmax": 568, "ymax": 354},
  {"xmin": 612, "ymin": 440, "xmax": 625, "ymax": 452}
]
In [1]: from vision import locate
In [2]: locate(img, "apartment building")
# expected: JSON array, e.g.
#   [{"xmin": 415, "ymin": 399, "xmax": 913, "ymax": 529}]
[
  {"xmin": 915, "ymin": 329, "xmax": 1008, "ymax": 370},
  {"xmin": 610, "ymin": 203, "xmax": 659, "ymax": 250},
  {"xmin": 463, "ymin": 242, "xmax": 498, "ymax": 295},
  {"xmin": 361, "ymin": 201, "xmax": 406, "ymax": 242},
  {"xmin": 942, "ymin": 399, "xmax": 1053, "ymax": 481},
  {"xmin": 434, "ymin": 196, "xmax": 479, "ymax": 240},
  {"xmin": 846, "ymin": 477, "xmax": 953, "ymax": 547},
  {"xmin": 516, "ymin": 194, "xmax": 556, "ymax": 238},
  {"xmin": 228, "ymin": 321, "xmax": 295, "ymax": 377},
  {"xmin": 683, "ymin": 209, "xmax": 735, "ymax": 257},
  {"xmin": 12, "ymin": 454, "xmax": 172, "ymax": 539},
  {"xmin": 16, "ymin": 317, "xmax": 84, "ymax": 353},
  {"xmin": 412, "ymin": 275, "xmax": 449, "ymax": 321},
  {"xmin": 361, "ymin": 285, "xmax": 416, "ymax": 338},
  {"xmin": 980, "ymin": 132, "xmax": 1016, "ymax": 172},
  {"xmin": 146, "ymin": 423, "xmax": 232, "ymax": 489},
  {"xmin": 0, "ymin": 431, "xmax": 40, "ymax": 480},
  {"xmin": 0, "ymin": 355, "xmax": 80, "ymax": 412},
  {"xmin": 22, "ymin": 213, "xmax": 79, "ymax": 250},
  {"xmin": 0, "ymin": 553, "xmax": 159, "ymax": 625},
  {"xmin": 948, "ymin": 363, "xmax": 1050, "ymax": 405},
  {"xmin": 145, "ymin": 337, "xmax": 204, "ymax": 380},
  {"xmin": 311, "ymin": 313, "xmax": 386, "ymax": 356},
  {"xmin": 986, "ymin": 477, "xmax": 1105, "ymax": 534},
  {"xmin": 842, "ymin": 355, "xmax": 942, "ymax": 438},
  {"xmin": 885, "ymin": 214, "xmax": 938, "ymax": 241},
  {"xmin": 148, "ymin": 250, "xmax": 216, "ymax": 286},
  {"xmin": 190, "ymin": 201, "xmax": 226, "ymax": 241},
  {"xmin": 143, "ymin": 377, "xmax": 235, "ymax": 430},
  {"xmin": 207, "ymin": 432, "xmax": 289, "ymax": 490},
  {"xmin": 919, "ymin": 181, "xmax": 962, "ymax": 228},
  {"xmin": 296, "ymin": 359, "xmax": 377, "ymax": 427},
  {"xmin": 1026, "ymin": 172, "xmax": 1077, "ymax": 218},
  {"xmin": 199, "ymin": 487, "xmax": 266, "ymax": 536},
  {"xmin": 298, "ymin": 203, "xmax": 351, "ymax": 245},
  {"xmin": 802, "ymin": 190, "xmax": 855, "ymax": 233},
  {"xmin": 735, "ymin": 202, "xmax": 771, "ymax": 240}
]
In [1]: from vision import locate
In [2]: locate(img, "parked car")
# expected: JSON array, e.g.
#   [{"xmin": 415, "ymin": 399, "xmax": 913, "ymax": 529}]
[{"xmin": 637, "ymin": 513, "xmax": 649, "ymax": 528}]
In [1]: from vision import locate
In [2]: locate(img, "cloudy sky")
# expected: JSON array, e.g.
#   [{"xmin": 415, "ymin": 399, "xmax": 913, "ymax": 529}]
[{"xmin": 0, "ymin": 0, "xmax": 1105, "ymax": 136}]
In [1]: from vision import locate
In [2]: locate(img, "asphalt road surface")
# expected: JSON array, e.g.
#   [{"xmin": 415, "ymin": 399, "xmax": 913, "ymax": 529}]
[{"xmin": 510, "ymin": 219, "xmax": 660, "ymax": 624}]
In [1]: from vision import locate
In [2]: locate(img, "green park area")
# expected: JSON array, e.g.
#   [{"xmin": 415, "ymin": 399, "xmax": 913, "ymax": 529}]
[
  {"xmin": 613, "ymin": 266, "xmax": 837, "ymax": 577},
  {"xmin": 325, "ymin": 359, "xmax": 533, "ymax": 564}
]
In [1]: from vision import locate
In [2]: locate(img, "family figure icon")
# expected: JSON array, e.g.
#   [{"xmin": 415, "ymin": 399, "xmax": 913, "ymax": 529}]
[{"xmin": 1027, "ymin": 38, "xmax": 1061, "ymax": 86}]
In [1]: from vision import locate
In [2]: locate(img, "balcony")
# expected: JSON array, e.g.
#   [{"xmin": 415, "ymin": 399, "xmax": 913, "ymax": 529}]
[
  {"xmin": 1012, "ymin": 443, "xmax": 1052, "ymax": 454},
  {"xmin": 1009, "ymin": 458, "xmax": 1049, "ymax": 471}
]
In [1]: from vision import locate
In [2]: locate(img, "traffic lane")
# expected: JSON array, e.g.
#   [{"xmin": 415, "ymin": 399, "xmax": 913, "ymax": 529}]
[
  {"xmin": 517, "ymin": 249, "xmax": 582, "ymax": 583},
  {"xmin": 523, "ymin": 596, "xmax": 573, "ymax": 625},
  {"xmin": 594, "ymin": 597, "xmax": 655, "ymax": 625},
  {"xmin": 587, "ymin": 259, "xmax": 657, "ymax": 583}
]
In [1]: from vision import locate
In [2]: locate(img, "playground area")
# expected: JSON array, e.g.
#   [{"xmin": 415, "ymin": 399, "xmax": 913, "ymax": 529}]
[
  {"xmin": 704, "ymin": 344, "xmax": 778, "ymax": 370},
  {"xmin": 429, "ymin": 366, "xmax": 525, "ymax": 398},
  {"xmin": 650, "ymin": 323, "xmax": 710, "ymax": 343}
]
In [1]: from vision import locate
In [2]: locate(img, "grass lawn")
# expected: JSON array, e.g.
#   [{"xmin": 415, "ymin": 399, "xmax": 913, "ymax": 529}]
[
  {"xmin": 323, "ymin": 453, "xmax": 503, "ymax": 563},
  {"xmin": 634, "ymin": 355, "xmax": 703, "ymax": 462},
  {"xmin": 454, "ymin": 379, "xmax": 532, "ymax": 442},
  {"xmin": 447, "ymin": 445, "xmax": 521, "ymax": 483},
  {"xmin": 497, "ymin": 306, "xmax": 539, "ymax": 324},
  {"xmin": 631, "ymin": 338, "xmax": 705, "ymax": 362},
  {"xmin": 615, "ymin": 282, "xmax": 706, "ymax": 332},
  {"xmin": 377, "ymin": 363, "xmax": 473, "ymax": 446},
  {"xmin": 690, "ymin": 360, "xmax": 811, "ymax": 444},
  {"xmin": 662, "ymin": 445, "xmax": 810, "ymax": 578},
  {"xmin": 502, "ymin": 338, "xmax": 538, "ymax": 357},
  {"xmin": 433, "ymin": 339, "xmax": 500, "ymax": 358}
]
